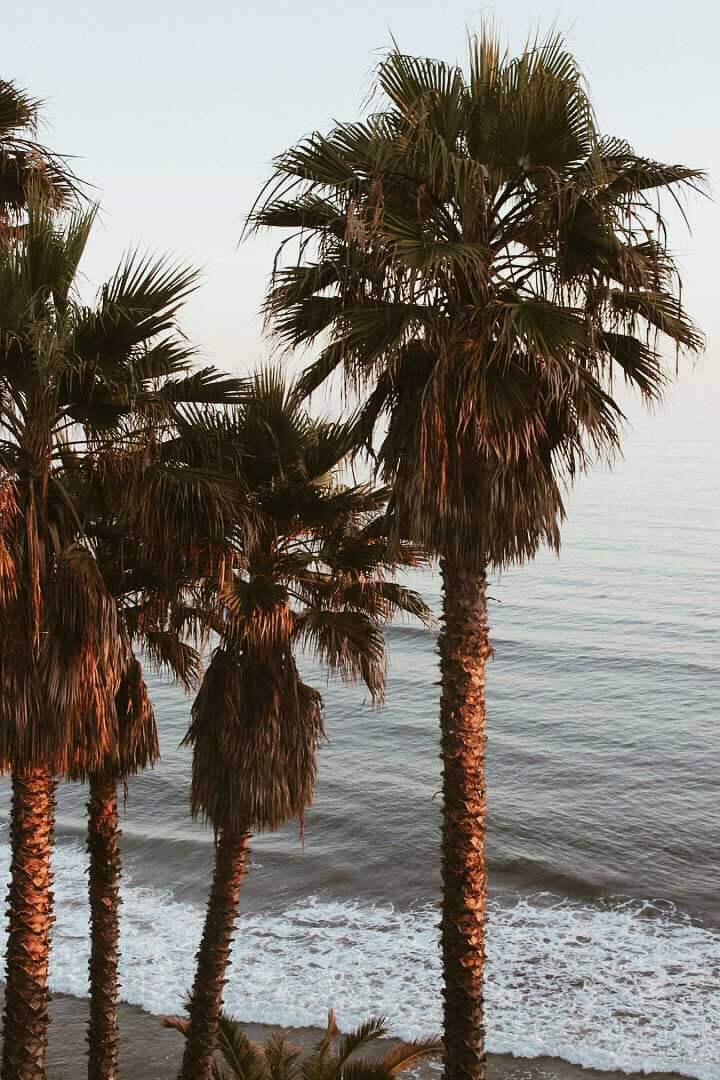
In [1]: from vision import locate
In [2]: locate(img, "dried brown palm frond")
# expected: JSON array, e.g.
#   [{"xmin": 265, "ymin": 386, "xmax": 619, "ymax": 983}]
[
  {"xmin": 0, "ymin": 473, "xmax": 19, "ymax": 609},
  {"xmin": 185, "ymin": 647, "xmax": 324, "ymax": 836},
  {"xmin": 0, "ymin": 619, "xmax": 44, "ymax": 771},
  {"xmin": 115, "ymin": 653, "xmax": 158, "ymax": 778},
  {"xmin": 45, "ymin": 544, "xmax": 122, "ymax": 780}
]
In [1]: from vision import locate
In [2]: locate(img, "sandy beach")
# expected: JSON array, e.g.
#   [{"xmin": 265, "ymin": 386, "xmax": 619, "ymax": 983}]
[{"xmin": 0, "ymin": 992, "xmax": 685, "ymax": 1080}]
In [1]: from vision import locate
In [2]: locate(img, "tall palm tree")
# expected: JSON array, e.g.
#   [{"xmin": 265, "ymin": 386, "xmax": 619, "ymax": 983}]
[
  {"xmin": 167, "ymin": 1007, "xmax": 441, "ymax": 1080},
  {"xmin": 0, "ymin": 200, "xmax": 118, "ymax": 1080},
  {"xmin": 61, "ymin": 272, "xmax": 244, "ymax": 1080},
  {"xmin": 77, "ymin": 409, "xmax": 240, "ymax": 1080},
  {"xmin": 147, "ymin": 372, "xmax": 430, "ymax": 1080},
  {"xmin": 250, "ymin": 31, "xmax": 703, "ymax": 1080},
  {"xmin": 0, "ymin": 195, "xmax": 237, "ymax": 1079}
]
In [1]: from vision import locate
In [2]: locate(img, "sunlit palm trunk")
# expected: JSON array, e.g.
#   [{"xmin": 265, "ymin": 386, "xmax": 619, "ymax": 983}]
[
  {"xmin": 1, "ymin": 767, "xmax": 56, "ymax": 1080},
  {"xmin": 178, "ymin": 831, "xmax": 250, "ymax": 1080},
  {"xmin": 438, "ymin": 557, "xmax": 491, "ymax": 1080},
  {"xmin": 87, "ymin": 774, "xmax": 121, "ymax": 1080}
]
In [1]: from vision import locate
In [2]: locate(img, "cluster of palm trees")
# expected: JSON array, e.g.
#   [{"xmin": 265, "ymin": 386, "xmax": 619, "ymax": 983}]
[{"xmin": 0, "ymin": 27, "xmax": 701, "ymax": 1080}]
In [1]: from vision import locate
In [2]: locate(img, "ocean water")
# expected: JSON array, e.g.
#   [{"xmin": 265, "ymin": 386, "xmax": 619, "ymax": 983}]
[{"xmin": 0, "ymin": 377, "xmax": 718, "ymax": 1079}]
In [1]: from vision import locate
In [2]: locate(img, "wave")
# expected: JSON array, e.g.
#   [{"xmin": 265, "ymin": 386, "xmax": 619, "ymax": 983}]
[{"xmin": 0, "ymin": 839, "xmax": 717, "ymax": 1079}]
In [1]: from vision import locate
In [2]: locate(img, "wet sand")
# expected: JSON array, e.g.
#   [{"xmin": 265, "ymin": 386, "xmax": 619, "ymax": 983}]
[{"xmin": 0, "ymin": 992, "xmax": 685, "ymax": 1080}]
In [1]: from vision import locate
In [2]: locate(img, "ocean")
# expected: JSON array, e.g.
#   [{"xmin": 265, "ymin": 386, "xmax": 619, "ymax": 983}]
[{"xmin": 0, "ymin": 375, "xmax": 718, "ymax": 1080}]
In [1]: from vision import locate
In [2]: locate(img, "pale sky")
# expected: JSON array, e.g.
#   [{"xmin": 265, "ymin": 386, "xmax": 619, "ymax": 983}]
[{"xmin": 6, "ymin": 0, "xmax": 720, "ymax": 397}]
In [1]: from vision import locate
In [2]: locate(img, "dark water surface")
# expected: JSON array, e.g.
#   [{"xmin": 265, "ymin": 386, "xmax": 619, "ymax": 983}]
[{"xmin": 1, "ymin": 379, "xmax": 718, "ymax": 1079}]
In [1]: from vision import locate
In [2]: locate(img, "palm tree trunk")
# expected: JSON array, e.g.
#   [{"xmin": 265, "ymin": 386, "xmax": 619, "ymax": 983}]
[
  {"xmin": 86, "ymin": 774, "xmax": 121, "ymax": 1080},
  {"xmin": 438, "ymin": 557, "xmax": 492, "ymax": 1080},
  {"xmin": 1, "ymin": 767, "xmax": 56, "ymax": 1080},
  {"xmin": 178, "ymin": 830, "xmax": 250, "ymax": 1080}
]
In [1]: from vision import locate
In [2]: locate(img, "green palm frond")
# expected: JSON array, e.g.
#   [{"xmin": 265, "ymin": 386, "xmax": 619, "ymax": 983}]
[
  {"xmin": 216, "ymin": 1013, "xmax": 268, "ymax": 1080},
  {"xmin": 166, "ymin": 1009, "xmax": 439, "ymax": 1080},
  {"xmin": 601, "ymin": 332, "xmax": 667, "ymax": 400},
  {"xmin": 249, "ymin": 192, "xmax": 347, "ymax": 237},
  {"xmin": 0, "ymin": 80, "xmax": 39, "ymax": 135},
  {"xmin": 100, "ymin": 250, "xmax": 200, "ymax": 320},
  {"xmin": 157, "ymin": 366, "xmax": 247, "ymax": 406},
  {"xmin": 607, "ymin": 289, "xmax": 702, "ymax": 350},
  {"xmin": 261, "ymin": 1032, "xmax": 302, "ymax": 1080},
  {"xmin": 333, "ymin": 1017, "xmax": 388, "ymax": 1065},
  {"xmin": 332, "ymin": 580, "xmax": 432, "ymax": 626}
]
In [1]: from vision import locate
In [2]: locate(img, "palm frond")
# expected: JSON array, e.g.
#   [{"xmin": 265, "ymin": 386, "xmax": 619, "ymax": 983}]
[
  {"xmin": 333, "ymin": 1017, "xmax": 388, "ymax": 1065},
  {"xmin": 143, "ymin": 630, "xmax": 202, "ymax": 691},
  {"xmin": 115, "ymin": 653, "xmax": 158, "ymax": 777},
  {"xmin": 380, "ymin": 1036, "xmax": 443, "ymax": 1075},
  {"xmin": 294, "ymin": 610, "xmax": 387, "ymax": 703},
  {"xmin": 157, "ymin": 367, "xmax": 248, "ymax": 406}
]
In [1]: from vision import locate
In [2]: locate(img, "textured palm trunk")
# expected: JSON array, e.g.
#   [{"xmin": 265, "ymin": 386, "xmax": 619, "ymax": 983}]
[
  {"xmin": 438, "ymin": 557, "xmax": 492, "ymax": 1080},
  {"xmin": 86, "ymin": 774, "xmax": 121, "ymax": 1080},
  {"xmin": 178, "ymin": 830, "xmax": 250, "ymax": 1080},
  {"xmin": 1, "ymin": 767, "xmax": 56, "ymax": 1080}
]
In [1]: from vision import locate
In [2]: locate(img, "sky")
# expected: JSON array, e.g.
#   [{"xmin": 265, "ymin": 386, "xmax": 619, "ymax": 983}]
[{"xmin": 5, "ymin": 0, "xmax": 720, "ymax": 404}]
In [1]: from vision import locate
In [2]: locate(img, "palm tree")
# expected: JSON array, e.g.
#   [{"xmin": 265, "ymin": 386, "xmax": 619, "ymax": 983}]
[
  {"xmin": 62, "ymin": 274, "xmax": 244, "ymax": 1080},
  {"xmin": 249, "ymin": 31, "xmax": 703, "ymax": 1080},
  {"xmin": 78, "ymin": 422, "xmax": 240, "ymax": 1080},
  {"xmin": 0, "ymin": 200, "xmax": 118, "ymax": 1080},
  {"xmin": 0, "ymin": 194, "xmax": 238, "ymax": 1079},
  {"xmin": 149, "ymin": 371, "xmax": 430, "ymax": 1080},
  {"xmin": 167, "ymin": 1007, "xmax": 441, "ymax": 1080}
]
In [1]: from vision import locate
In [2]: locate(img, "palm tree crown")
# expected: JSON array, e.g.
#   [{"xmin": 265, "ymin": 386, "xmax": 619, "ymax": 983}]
[
  {"xmin": 174, "ymin": 370, "xmax": 430, "ymax": 835},
  {"xmin": 251, "ymin": 31, "xmax": 703, "ymax": 566},
  {"xmin": 0, "ymin": 78, "xmax": 79, "ymax": 223},
  {"xmin": 0, "ymin": 196, "xmax": 232, "ymax": 775}
]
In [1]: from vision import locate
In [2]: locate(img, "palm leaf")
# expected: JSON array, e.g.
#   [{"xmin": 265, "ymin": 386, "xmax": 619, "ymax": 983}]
[
  {"xmin": 380, "ymin": 1037, "xmax": 443, "ymax": 1074},
  {"xmin": 333, "ymin": 1017, "xmax": 388, "ymax": 1065}
]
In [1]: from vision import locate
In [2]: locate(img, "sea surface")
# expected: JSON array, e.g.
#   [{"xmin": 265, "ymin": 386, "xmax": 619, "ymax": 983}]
[{"xmin": 1, "ymin": 376, "xmax": 718, "ymax": 1080}]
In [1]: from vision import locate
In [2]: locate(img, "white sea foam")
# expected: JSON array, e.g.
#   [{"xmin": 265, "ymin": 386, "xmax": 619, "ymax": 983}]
[{"xmin": 1, "ymin": 839, "xmax": 719, "ymax": 1079}]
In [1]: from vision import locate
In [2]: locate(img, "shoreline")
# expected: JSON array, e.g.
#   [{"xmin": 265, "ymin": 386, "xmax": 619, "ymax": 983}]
[{"xmin": 3, "ymin": 991, "xmax": 686, "ymax": 1080}]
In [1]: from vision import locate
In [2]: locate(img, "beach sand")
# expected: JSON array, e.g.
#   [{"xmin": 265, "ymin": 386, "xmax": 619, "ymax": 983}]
[{"xmin": 0, "ymin": 992, "xmax": 685, "ymax": 1080}]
